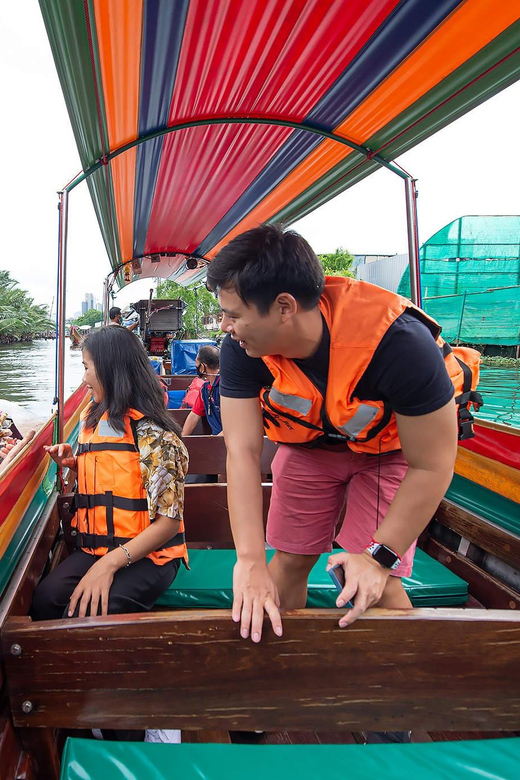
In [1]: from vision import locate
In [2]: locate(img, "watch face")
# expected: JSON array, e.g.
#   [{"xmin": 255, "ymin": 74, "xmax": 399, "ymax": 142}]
[{"xmin": 373, "ymin": 544, "xmax": 399, "ymax": 569}]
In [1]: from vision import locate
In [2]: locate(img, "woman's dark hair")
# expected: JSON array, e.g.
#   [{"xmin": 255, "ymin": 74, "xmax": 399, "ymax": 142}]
[
  {"xmin": 206, "ymin": 223, "xmax": 325, "ymax": 314},
  {"xmin": 197, "ymin": 345, "xmax": 220, "ymax": 369},
  {"xmin": 82, "ymin": 326, "xmax": 180, "ymax": 435}
]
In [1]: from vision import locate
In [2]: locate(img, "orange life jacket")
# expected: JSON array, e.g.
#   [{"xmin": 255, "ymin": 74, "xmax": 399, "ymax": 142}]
[
  {"xmin": 72, "ymin": 407, "xmax": 188, "ymax": 566},
  {"xmin": 260, "ymin": 277, "xmax": 482, "ymax": 454}
]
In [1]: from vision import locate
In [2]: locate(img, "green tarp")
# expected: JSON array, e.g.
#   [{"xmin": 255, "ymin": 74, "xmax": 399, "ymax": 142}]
[
  {"xmin": 60, "ymin": 738, "xmax": 520, "ymax": 780},
  {"xmin": 157, "ymin": 548, "xmax": 468, "ymax": 609}
]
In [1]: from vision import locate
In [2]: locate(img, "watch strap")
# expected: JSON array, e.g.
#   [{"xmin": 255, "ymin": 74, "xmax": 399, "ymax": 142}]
[{"xmin": 364, "ymin": 538, "xmax": 401, "ymax": 570}]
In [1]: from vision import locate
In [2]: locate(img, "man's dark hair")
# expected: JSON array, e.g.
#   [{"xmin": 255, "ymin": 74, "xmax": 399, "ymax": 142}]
[
  {"xmin": 109, "ymin": 306, "xmax": 121, "ymax": 320},
  {"xmin": 197, "ymin": 345, "xmax": 220, "ymax": 370},
  {"xmin": 206, "ymin": 224, "xmax": 325, "ymax": 314},
  {"xmin": 82, "ymin": 326, "xmax": 180, "ymax": 435}
]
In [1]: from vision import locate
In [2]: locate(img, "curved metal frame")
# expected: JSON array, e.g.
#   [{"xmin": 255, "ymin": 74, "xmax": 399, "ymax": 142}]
[
  {"xmin": 55, "ymin": 116, "xmax": 422, "ymax": 440},
  {"xmin": 64, "ymin": 116, "xmax": 410, "ymax": 192}
]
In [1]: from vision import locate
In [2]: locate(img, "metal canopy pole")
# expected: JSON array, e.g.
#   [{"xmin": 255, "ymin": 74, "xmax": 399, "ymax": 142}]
[
  {"xmin": 55, "ymin": 190, "xmax": 69, "ymax": 443},
  {"xmin": 404, "ymin": 176, "xmax": 422, "ymax": 307},
  {"xmin": 102, "ymin": 278, "xmax": 110, "ymax": 325}
]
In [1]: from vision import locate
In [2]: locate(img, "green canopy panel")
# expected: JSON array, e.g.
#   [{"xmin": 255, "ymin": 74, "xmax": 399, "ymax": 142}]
[
  {"xmin": 156, "ymin": 549, "xmax": 468, "ymax": 610},
  {"xmin": 60, "ymin": 738, "xmax": 520, "ymax": 780}
]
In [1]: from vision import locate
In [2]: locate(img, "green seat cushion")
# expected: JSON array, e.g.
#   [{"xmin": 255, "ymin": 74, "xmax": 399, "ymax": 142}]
[
  {"xmin": 60, "ymin": 738, "xmax": 520, "ymax": 780},
  {"xmin": 156, "ymin": 548, "xmax": 468, "ymax": 609}
]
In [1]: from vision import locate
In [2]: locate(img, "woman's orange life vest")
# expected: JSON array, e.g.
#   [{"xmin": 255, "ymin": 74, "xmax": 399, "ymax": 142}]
[
  {"xmin": 260, "ymin": 277, "xmax": 482, "ymax": 454},
  {"xmin": 72, "ymin": 407, "xmax": 187, "ymax": 566}
]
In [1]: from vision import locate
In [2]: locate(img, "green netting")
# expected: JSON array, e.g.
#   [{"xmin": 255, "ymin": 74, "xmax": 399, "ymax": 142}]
[
  {"xmin": 421, "ymin": 287, "xmax": 520, "ymax": 344},
  {"xmin": 399, "ymin": 260, "xmax": 520, "ymax": 298},
  {"xmin": 397, "ymin": 216, "xmax": 520, "ymax": 345},
  {"xmin": 419, "ymin": 216, "xmax": 520, "ymax": 261}
]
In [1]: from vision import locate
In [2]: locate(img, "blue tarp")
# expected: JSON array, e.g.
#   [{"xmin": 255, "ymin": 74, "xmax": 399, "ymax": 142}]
[
  {"xmin": 167, "ymin": 390, "xmax": 185, "ymax": 409},
  {"xmin": 170, "ymin": 339, "xmax": 216, "ymax": 374}
]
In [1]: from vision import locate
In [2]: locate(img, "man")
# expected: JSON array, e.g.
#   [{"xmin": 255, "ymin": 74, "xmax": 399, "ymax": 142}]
[
  {"xmin": 206, "ymin": 224, "xmax": 458, "ymax": 644},
  {"xmin": 108, "ymin": 306, "xmax": 138, "ymax": 332},
  {"xmin": 181, "ymin": 345, "xmax": 222, "ymax": 436}
]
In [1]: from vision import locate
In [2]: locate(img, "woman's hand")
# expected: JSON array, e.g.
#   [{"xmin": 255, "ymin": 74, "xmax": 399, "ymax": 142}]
[
  {"xmin": 43, "ymin": 442, "xmax": 76, "ymax": 470},
  {"xmin": 68, "ymin": 552, "xmax": 123, "ymax": 617},
  {"xmin": 0, "ymin": 430, "xmax": 36, "ymax": 472}
]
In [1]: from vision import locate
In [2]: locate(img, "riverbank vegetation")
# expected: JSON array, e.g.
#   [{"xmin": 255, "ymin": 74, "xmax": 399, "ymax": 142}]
[
  {"xmin": 0, "ymin": 271, "xmax": 53, "ymax": 344},
  {"xmin": 73, "ymin": 309, "xmax": 103, "ymax": 327}
]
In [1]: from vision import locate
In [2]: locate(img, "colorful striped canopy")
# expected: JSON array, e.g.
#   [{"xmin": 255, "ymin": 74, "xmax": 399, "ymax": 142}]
[{"xmin": 39, "ymin": 0, "xmax": 520, "ymax": 289}]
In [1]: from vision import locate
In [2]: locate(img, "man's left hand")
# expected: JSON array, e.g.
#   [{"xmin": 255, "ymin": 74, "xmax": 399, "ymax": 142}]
[{"xmin": 327, "ymin": 551, "xmax": 391, "ymax": 627}]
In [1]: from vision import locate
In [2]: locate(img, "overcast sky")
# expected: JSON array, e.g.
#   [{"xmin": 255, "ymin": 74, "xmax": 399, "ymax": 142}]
[{"xmin": 1, "ymin": 5, "xmax": 519, "ymax": 317}]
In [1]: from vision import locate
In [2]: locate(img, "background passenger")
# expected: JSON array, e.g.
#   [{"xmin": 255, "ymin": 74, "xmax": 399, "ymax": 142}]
[{"xmin": 182, "ymin": 345, "xmax": 222, "ymax": 436}]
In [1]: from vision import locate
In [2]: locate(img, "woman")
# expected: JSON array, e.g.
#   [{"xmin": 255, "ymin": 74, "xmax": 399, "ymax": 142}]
[{"xmin": 33, "ymin": 325, "xmax": 188, "ymax": 622}]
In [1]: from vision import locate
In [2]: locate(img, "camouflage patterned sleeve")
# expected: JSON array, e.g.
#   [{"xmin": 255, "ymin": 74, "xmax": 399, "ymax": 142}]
[{"xmin": 136, "ymin": 419, "xmax": 189, "ymax": 521}]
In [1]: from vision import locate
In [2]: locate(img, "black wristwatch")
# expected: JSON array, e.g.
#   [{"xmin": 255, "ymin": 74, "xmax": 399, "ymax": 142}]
[{"xmin": 364, "ymin": 539, "xmax": 401, "ymax": 570}]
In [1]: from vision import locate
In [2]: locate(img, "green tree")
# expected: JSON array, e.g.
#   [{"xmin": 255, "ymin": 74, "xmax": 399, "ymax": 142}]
[
  {"xmin": 0, "ymin": 270, "xmax": 54, "ymax": 340},
  {"xmin": 74, "ymin": 309, "xmax": 103, "ymax": 327},
  {"xmin": 317, "ymin": 247, "xmax": 354, "ymax": 277},
  {"xmin": 156, "ymin": 280, "xmax": 220, "ymax": 338}
]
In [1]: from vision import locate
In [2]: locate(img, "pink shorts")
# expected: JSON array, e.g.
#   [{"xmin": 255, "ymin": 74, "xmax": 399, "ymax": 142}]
[{"xmin": 266, "ymin": 444, "xmax": 415, "ymax": 578}]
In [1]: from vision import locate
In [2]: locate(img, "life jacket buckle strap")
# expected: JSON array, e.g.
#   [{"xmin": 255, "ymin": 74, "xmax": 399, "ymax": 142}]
[
  {"xmin": 75, "ymin": 532, "xmax": 133, "ymax": 550},
  {"xmin": 75, "ymin": 493, "xmax": 148, "ymax": 511}
]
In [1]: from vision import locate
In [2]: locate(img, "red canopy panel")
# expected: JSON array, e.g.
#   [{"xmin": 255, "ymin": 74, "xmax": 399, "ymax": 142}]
[{"xmin": 38, "ymin": 0, "xmax": 520, "ymax": 287}]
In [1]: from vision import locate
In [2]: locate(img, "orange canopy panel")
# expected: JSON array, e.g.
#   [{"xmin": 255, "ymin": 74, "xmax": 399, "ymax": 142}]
[{"xmin": 39, "ymin": 0, "xmax": 520, "ymax": 286}]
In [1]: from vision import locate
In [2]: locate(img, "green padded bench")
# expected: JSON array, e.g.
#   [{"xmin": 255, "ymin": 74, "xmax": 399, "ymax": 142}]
[
  {"xmin": 60, "ymin": 738, "xmax": 520, "ymax": 780},
  {"xmin": 156, "ymin": 548, "xmax": 468, "ymax": 609}
]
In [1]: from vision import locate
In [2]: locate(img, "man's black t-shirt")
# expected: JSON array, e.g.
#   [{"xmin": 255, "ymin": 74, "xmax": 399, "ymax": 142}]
[{"xmin": 219, "ymin": 312, "xmax": 454, "ymax": 431}]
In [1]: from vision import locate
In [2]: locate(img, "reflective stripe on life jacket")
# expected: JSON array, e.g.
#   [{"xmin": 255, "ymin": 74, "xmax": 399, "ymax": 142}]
[
  {"xmin": 260, "ymin": 277, "xmax": 482, "ymax": 453},
  {"xmin": 73, "ymin": 407, "xmax": 188, "ymax": 566}
]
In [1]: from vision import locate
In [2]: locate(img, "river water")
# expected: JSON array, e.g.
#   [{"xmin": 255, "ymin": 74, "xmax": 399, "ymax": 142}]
[
  {"xmin": 0, "ymin": 340, "xmax": 84, "ymax": 428},
  {"xmin": 0, "ymin": 339, "xmax": 519, "ymax": 428}
]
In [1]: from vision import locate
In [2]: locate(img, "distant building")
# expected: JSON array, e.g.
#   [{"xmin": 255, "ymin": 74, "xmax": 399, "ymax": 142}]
[
  {"xmin": 354, "ymin": 253, "xmax": 408, "ymax": 293},
  {"xmin": 202, "ymin": 313, "xmax": 222, "ymax": 330}
]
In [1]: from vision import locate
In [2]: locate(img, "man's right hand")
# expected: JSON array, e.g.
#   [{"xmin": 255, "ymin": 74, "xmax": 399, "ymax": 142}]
[{"xmin": 232, "ymin": 558, "xmax": 283, "ymax": 642}]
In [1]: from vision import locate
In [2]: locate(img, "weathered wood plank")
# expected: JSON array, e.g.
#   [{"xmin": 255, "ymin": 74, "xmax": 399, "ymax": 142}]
[
  {"xmin": 162, "ymin": 376, "xmax": 194, "ymax": 390},
  {"xmin": 184, "ymin": 436, "xmax": 277, "ymax": 476},
  {"xmin": 434, "ymin": 499, "xmax": 520, "ymax": 571},
  {"xmin": 0, "ymin": 501, "xmax": 60, "ymax": 628},
  {"xmin": 423, "ymin": 538, "xmax": 520, "ymax": 609},
  {"xmin": 184, "ymin": 483, "xmax": 270, "ymax": 544},
  {"xmin": 182, "ymin": 729, "xmax": 231, "ymax": 743},
  {"xmin": 169, "ymin": 409, "xmax": 212, "ymax": 435},
  {"xmin": 3, "ymin": 609, "xmax": 520, "ymax": 732}
]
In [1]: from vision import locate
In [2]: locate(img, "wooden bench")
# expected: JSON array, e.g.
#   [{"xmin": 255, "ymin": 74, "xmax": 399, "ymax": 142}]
[
  {"xmin": 3, "ymin": 609, "xmax": 520, "ymax": 736},
  {"xmin": 183, "ymin": 435, "xmax": 278, "ymax": 478},
  {"xmin": 425, "ymin": 498, "xmax": 520, "ymax": 610},
  {"xmin": 169, "ymin": 408, "xmax": 212, "ymax": 435},
  {"xmin": 161, "ymin": 375, "xmax": 196, "ymax": 390}
]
